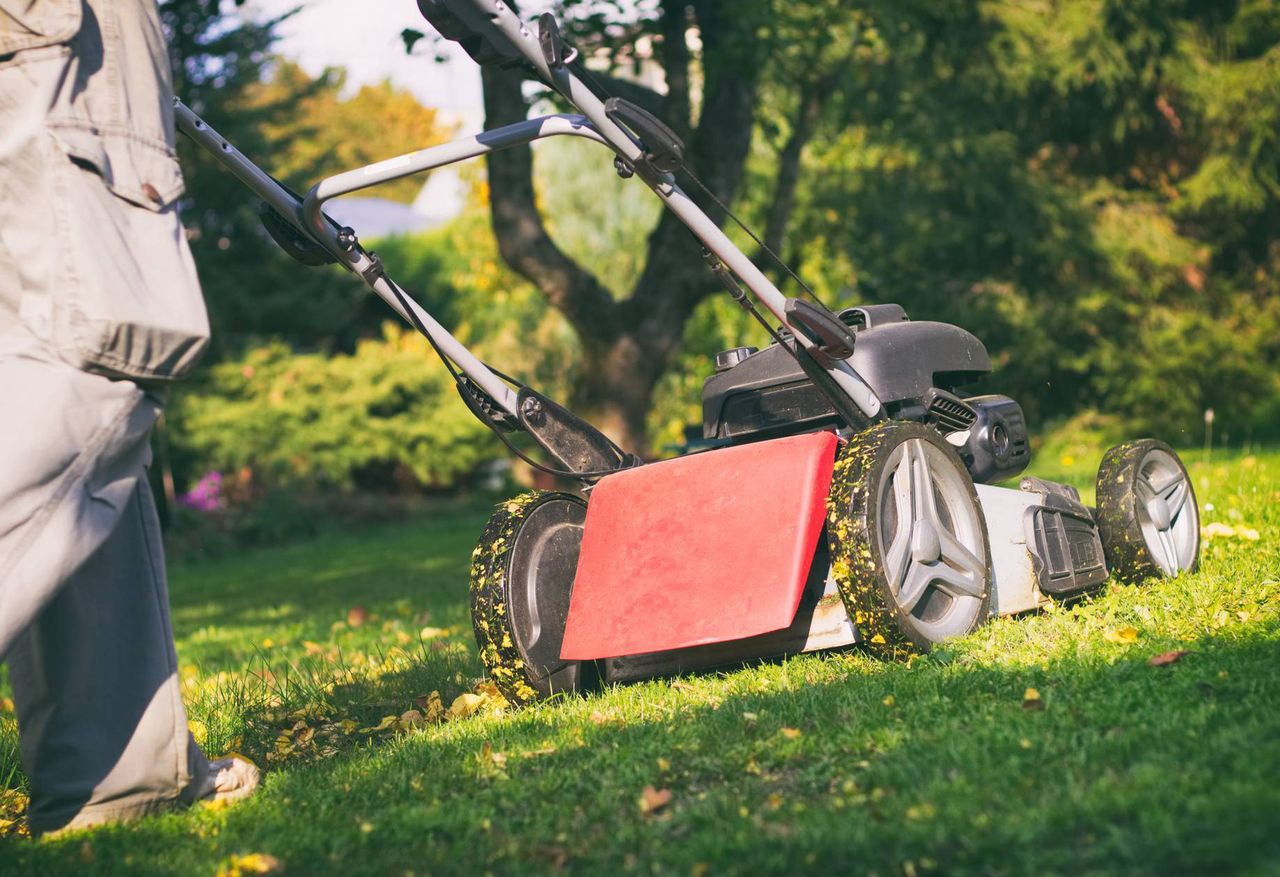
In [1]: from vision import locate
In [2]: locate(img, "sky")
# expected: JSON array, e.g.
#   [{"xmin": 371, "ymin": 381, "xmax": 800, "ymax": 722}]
[{"xmin": 245, "ymin": 0, "xmax": 485, "ymax": 118}]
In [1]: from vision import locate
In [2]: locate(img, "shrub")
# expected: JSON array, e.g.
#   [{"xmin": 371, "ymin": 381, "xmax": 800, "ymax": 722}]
[{"xmin": 170, "ymin": 324, "xmax": 495, "ymax": 492}]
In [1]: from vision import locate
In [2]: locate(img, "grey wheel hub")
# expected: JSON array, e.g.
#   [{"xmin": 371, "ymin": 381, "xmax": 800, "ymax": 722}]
[
  {"xmin": 1133, "ymin": 449, "xmax": 1198, "ymax": 576},
  {"xmin": 877, "ymin": 438, "xmax": 988, "ymax": 638}
]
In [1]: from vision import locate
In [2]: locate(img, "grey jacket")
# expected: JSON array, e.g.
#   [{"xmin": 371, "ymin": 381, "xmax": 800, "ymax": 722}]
[{"xmin": 0, "ymin": 0, "xmax": 208, "ymax": 380}]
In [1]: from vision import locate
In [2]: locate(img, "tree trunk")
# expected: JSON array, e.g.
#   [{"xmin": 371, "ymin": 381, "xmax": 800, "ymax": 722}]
[{"xmin": 477, "ymin": 1, "xmax": 768, "ymax": 458}]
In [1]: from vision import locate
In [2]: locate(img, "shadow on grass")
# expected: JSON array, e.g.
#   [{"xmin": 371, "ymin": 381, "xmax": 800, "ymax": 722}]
[{"xmin": 8, "ymin": 622, "xmax": 1278, "ymax": 877}]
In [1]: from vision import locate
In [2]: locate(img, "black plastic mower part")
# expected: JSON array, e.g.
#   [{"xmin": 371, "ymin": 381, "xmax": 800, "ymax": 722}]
[
  {"xmin": 537, "ymin": 12, "xmax": 574, "ymax": 68},
  {"xmin": 456, "ymin": 376, "xmax": 520, "ymax": 432},
  {"xmin": 784, "ymin": 299, "xmax": 857, "ymax": 366},
  {"xmin": 715, "ymin": 346, "xmax": 758, "ymax": 372},
  {"xmin": 259, "ymin": 203, "xmax": 336, "ymax": 266},
  {"xmin": 603, "ymin": 97, "xmax": 685, "ymax": 175},
  {"xmin": 515, "ymin": 386, "xmax": 634, "ymax": 477},
  {"xmin": 921, "ymin": 387, "xmax": 977, "ymax": 434},
  {"xmin": 417, "ymin": 0, "xmax": 525, "ymax": 69},
  {"xmin": 1023, "ymin": 501, "xmax": 1108, "ymax": 596},
  {"xmin": 838, "ymin": 303, "xmax": 908, "ymax": 330},
  {"xmin": 955, "ymin": 395, "xmax": 1031, "ymax": 484}
]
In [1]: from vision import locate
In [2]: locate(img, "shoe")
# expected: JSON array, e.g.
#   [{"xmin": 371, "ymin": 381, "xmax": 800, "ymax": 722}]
[{"xmin": 195, "ymin": 756, "xmax": 260, "ymax": 807}]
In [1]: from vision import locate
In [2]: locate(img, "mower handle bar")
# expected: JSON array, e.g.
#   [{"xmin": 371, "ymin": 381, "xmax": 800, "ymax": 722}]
[
  {"xmin": 174, "ymin": 1, "xmax": 882, "ymax": 424},
  {"xmin": 414, "ymin": 0, "xmax": 882, "ymax": 418}
]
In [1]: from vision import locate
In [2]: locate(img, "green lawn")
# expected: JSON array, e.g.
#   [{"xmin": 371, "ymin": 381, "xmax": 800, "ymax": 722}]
[{"xmin": 1, "ymin": 448, "xmax": 1278, "ymax": 876}]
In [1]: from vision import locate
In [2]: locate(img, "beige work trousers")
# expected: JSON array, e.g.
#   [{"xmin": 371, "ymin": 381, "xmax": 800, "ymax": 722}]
[{"xmin": 1, "ymin": 0, "xmax": 212, "ymax": 834}]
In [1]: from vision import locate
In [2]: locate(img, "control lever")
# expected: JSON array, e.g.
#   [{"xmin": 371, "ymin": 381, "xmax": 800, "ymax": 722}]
[
  {"xmin": 604, "ymin": 97, "xmax": 685, "ymax": 175},
  {"xmin": 785, "ymin": 299, "xmax": 857, "ymax": 365},
  {"xmin": 537, "ymin": 13, "xmax": 577, "ymax": 68}
]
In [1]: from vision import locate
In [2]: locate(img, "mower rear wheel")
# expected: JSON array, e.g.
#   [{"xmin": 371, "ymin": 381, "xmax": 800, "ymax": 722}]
[
  {"xmin": 827, "ymin": 422, "xmax": 993, "ymax": 659},
  {"xmin": 1096, "ymin": 440, "xmax": 1200, "ymax": 582},
  {"xmin": 469, "ymin": 491, "xmax": 594, "ymax": 706}
]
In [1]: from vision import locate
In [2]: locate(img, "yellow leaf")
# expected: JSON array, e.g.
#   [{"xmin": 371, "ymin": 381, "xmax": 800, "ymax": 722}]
[
  {"xmin": 420, "ymin": 626, "xmax": 448, "ymax": 640},
  {"xmin": 447, "ymin": 693, "xmax": 485, "ymax": 720},
  {"xmin": 780, "ymin": 727, "xmax": 802, "ymax": 740},
  {"xmin": 882, "ymin": 694, "xmax": 896, "ymax": 707},
  {"xmin": 215, "ymin": 852, "xmax": 282, "ymax": 877},
  {"xmin": 358, "ymin": 715, "xmax": 398, "ymax": 734},
  {"xmin": 1104, "ymin": 626, "xmax": 1139, "ymax": 644},
  {"xmin": 414, "ymin": 691, "xmax": 444, "ymax": 722}
]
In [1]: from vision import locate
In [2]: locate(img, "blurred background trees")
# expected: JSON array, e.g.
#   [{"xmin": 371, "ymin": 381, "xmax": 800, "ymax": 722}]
[{"xmin": 159, "ymin": 0, "xmax": 1280, "ymax": 513}]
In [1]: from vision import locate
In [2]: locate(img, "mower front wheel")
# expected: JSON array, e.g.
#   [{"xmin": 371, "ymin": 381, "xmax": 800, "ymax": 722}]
[
  {"xmin": 1096, "ymin": 440, "xmax": 1200, "ymax": 582},
  {"xmin": 470, "ymin": 491, "xmax": 595, "ymax": 706},
  {"xmin": 827, "ymin": 422, "xmax": 993, "ymax": 659}
]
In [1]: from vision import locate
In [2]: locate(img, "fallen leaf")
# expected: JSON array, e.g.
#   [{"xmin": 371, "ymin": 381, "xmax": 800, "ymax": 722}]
[
  {"xmin": 215, "ymin": 852, "xmax": 282, "ymax": 877},
  {"xmin": 741, "ymin": 711, "xmax": 759, "ymax": 722},
  {"xmin": 1104, "ymin": 626, "xmax": 1139, "ymax": 644},
  {"xmin": 882, "ymin": 695, "xmax": 896, "ymax": 707},
  {"xmin": 358, "ymin": 714, "xmax": 398, "ymax": 734},
  {"xmin": 1022, "ymin": 687, "xmax": 1045, "ymax": 710},
  {"xmin": 1149, "ymin": 650, "xmax": 1190, "ymax": 667},
  {"xmin": 346, "ymin": 606, "xmax": 369, "ymax": 628},
  {"xmin": 397, "ymin": 709, "xmax": 424, "ymax": 731},
  {"xmin": 419, "ymin": 626, "xmax": 448, "ymax": 640},
  {"xmin": 447, "ymin": 692, "xmax": 485, "ymax": 720},
  {"xmin": 780, "ymin": 727, "xmax": 803, "ymax": 740},
  {"xmin": 414, "ymin": 691, "xmax": 444, "ymax": 722},
  {"xmin": 638, "ymin": 785, "xmax": 673, "ymax": 815},
  {"xmin": 589, "ymin": 709, "xmax": 609, "ymax": 725}
]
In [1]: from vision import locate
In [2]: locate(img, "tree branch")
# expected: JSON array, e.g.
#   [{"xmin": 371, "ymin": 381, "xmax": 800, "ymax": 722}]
[
  {"xmin": 625, "ymin": 1, "xmax": 763, "ymax": 351},
  {"xmin": 480, "ymin": 65, "xmax": 620, "ymax": 346},
  {"xmin": 659, "ymin": 0, "xmax": 692, "ymax": 140},
  {"xmin": 757, "ymin": 76, "xmax": 827, "ymax": 267}
]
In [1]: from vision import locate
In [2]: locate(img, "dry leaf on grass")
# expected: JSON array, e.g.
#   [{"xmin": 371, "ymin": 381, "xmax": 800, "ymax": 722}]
[
  {"xmin": 414, "ymin": 691, "xmax": 444, "ymax": 721},
  {"xmin": 1149, "ymin": 650, "xmax": 1191, "ymax": 667},
  {"xmin": 638, "ymin": 785, "xmax": 672, "ymax": 815},
  {"xmin": 1022, "ymin": 687, "xmax": 1045, "ymax": 710},
  {"xmin": 346, "ymin": 606, "xmax": 369, "ymax": 628}
]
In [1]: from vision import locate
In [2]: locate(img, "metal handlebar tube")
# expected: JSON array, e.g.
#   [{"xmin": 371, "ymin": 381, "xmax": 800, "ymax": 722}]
[
  {"xmin": 431, "ymin": 0, "xmax": 882, "ymax": 419},
  {"xmin": 300, "ymin": 114, "xmax": 608, "ymax": 236},
  {"xmin": 174, "ymin": 101, "xmax": 609, "ymax": 419}
]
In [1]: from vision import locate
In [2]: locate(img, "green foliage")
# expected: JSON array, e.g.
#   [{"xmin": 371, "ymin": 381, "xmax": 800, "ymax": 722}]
[
  {"xmin": 770, "ymin": 0, "xmax": 1280, "ymax": 441},
  {"xmin": 172, "ymin": 325, "xmax": 493, "ymax": 491}
]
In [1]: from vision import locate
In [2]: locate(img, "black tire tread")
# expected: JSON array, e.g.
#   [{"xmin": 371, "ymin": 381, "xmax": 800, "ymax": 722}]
[{"xmin": 469, "ymin": 491, "xmax": 582, "ymax": 706}]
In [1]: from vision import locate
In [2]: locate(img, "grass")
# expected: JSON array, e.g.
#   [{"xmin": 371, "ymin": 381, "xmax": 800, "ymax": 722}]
[{"xmin": 1, "ymin": 447, "xmax": 1277, "ymax": 876}]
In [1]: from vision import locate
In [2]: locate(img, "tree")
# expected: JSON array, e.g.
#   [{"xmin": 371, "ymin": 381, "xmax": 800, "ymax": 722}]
[{"xmin": 480, "ymin": 0, "xmax": 845, "ymax": 453}]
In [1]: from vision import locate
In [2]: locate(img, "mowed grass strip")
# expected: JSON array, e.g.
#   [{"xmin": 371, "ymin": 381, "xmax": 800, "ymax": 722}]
[{"xmin": 0, "ymin": 451, "xmax": 1276, "ymax": 876}]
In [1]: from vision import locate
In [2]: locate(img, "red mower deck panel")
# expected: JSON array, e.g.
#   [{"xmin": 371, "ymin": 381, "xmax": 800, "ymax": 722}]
[{"xmin": 559, "ymin": 431, "xmax": 839, "ymax": 660}]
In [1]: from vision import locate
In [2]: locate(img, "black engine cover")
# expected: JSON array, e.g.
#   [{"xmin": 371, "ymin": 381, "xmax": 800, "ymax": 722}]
[{"xmin": 701, "ymin": 310, "xmax": 992, "ymax": 442}]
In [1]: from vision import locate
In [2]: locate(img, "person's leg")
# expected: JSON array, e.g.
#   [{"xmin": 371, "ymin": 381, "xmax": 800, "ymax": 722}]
[{"xmin": 6, "ymin": 475, "xmax": 208, "ymax": 834}]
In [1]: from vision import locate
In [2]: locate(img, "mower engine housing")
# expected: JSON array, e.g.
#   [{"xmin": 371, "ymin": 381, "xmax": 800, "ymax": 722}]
[{"xmin": 701, "ymin": 303, "xmax": 993, "ymax": 441}]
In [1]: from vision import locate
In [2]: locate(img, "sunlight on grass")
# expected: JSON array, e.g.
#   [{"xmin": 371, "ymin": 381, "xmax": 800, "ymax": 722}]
[{"xmin": 0, "ymin": 451, "xmax": 1276, "ymax": 875}]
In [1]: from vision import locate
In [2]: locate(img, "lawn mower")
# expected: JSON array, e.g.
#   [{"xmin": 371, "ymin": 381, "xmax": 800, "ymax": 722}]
[{"xmin": 178, "ymin": 0, "xmax": 1202, "ymax": 705}]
